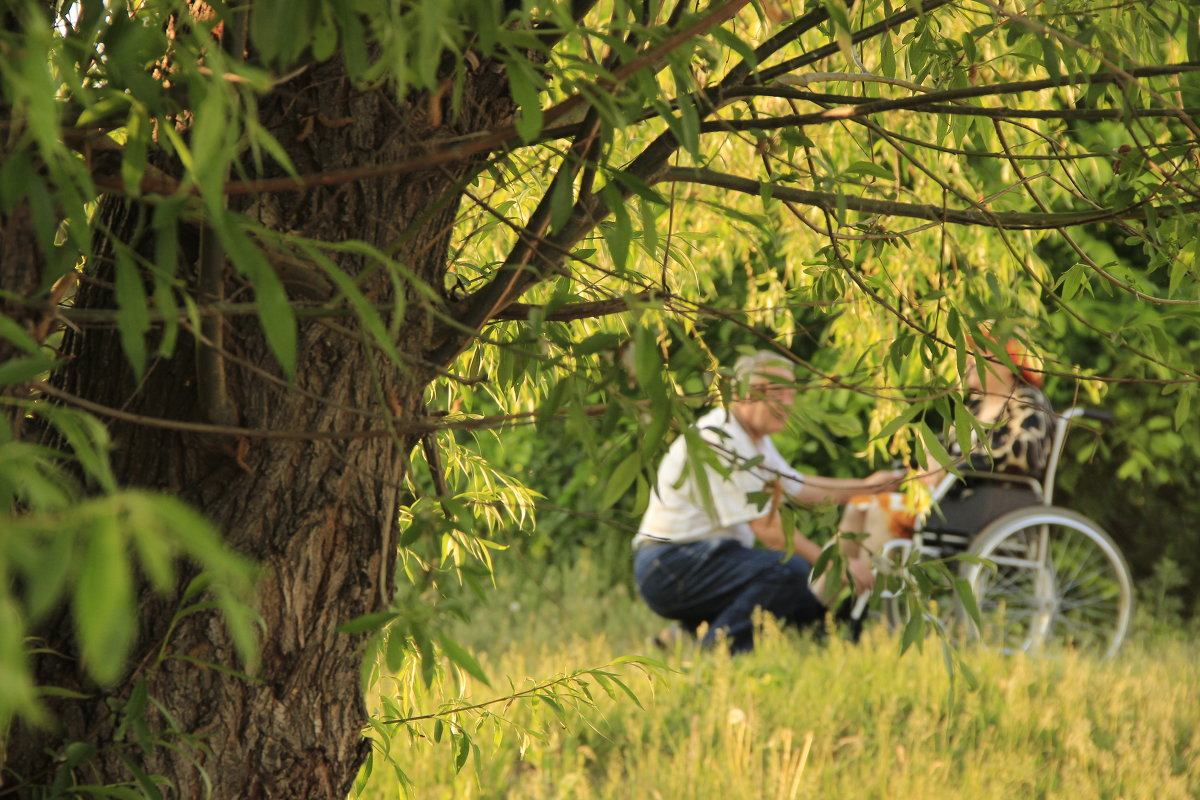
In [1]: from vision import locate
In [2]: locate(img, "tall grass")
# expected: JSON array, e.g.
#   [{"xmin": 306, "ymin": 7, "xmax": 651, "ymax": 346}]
[{"xmin": 359, "ymin": 556, "xmax": 1200, "ymax": 799}]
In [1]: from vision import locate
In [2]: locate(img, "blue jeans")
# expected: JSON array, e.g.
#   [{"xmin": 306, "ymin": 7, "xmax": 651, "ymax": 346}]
[{"xmin": 633, "ymin": 538, "xmax": 825, "ymax": 653}]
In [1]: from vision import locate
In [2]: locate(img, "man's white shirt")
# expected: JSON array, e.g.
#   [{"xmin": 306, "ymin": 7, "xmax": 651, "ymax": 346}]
[{"xmin": 634, "ymin": 407, "xmax": 806, "ymax": 550}]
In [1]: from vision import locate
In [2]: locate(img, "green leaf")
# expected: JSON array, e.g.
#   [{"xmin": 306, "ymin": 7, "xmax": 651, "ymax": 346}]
[
  {"xmin": 871, "ymin": 403, "xmax": 921, "ymax": 444},
  {"xmin": 507, "ymin": 59, "xmax": 543, "ymax": 142},
  {"xmin": 214, "ymin": 217, "xmax": 297, "ymax": 378},
  {"xmin": 845, "ymin": 160, "xmax": 894, "ymax": 181},
  {"xmin": 952, "ymin": 399, "xmax": 974, "ymax": 459},
  {"xmin": 639, "ymin": 402, "xmax": 672, "ymax": 461},
  {"xmin": 152, "ymin": 494, "xmax": 259, "ymax": 669},
  {"xmin": 880, "ymin": 30, "xmax": 896, "ymax": 76},
  {"xmin": 711, "ymin": 26, "xmax": 757, "ymax": 69},
  {"xmin": 311, "ymin": 11, "xmax": 338, "ymax": 62},
  {"xmin": 249, "ymin": 0, "xmax": 281, "ymax": 64},
  {"xmin": 639, "ymin": 196, "xmax": 659, "ymax": 258},
  {"xmin": 337, "ymin": 611, "xmax": 400, "ymax": 635},
  {"xmin": 0, "ymin": 151, "xmax": 34, "ymax": 214},
  {"xmin": 600, "ymin": 185, "xmax": 633, "ymax": 272},
  {"xmin": 809, "ymin": 541, "xmax": 838, "ymax": 582},
  {"xmin": 36, "ymin": 405, "xmax": 116, "ymax": 493},
  {"xmin": 297, "ymin": 242, "xmax": 405, "ymax": 370},
  {"xmin": 416, "ymin": 624, "xmax": 436, "ymax": 687},
  {"xmin": 453, "ymin": 728, "xmax": 471, "ymax": 772},
  {"xmin": 23, "ymin": 524, "xmax": 75, "ymax": 622},
  {"xmin": 332, "ymin": 0, "xmax": 369, "ymax": 78},
  {"xmin": 633, "ymin": 325, "xmax": 665, "ymax": 403},
  {"xmin": 608, "ymin": 169, "xmax": 670, "ymax": 207},
  {"xmin": 121, "ymin": 104, "xmax": 149, "ymax": 195},
  {"xmin": 548, "ymin": 170, "xmax": 575, "ymax": 233},
  {"xmin": 574, "ymin": 331, "xmax": 622, "ymax": 356},
  {"xmin": 386, "ymin": 628, "xmax": 408, "ymax": 674},
  {"xmin": 0, "ymin": 587, "xmax": 41, "ymax": 725},
  {"xmin": 916, "ymin": 421, "xmax": 955, "ymax": 474},
  {"xmin": 899, "ymin": 600, "xmax": 925, "ymax": 654},
  {"xmin": 0, "ymin": 313, "xmax": 40, "ymax": 354},
  {"xmin": 74, "ymin": 516, "xmax": 135, "ymax": 685},
  {"xmin": 189, "ymin": 87, "xmax": 234, "ymax": 201},
  {"xmin": 1174, "ymin": 386, "xmax": 1193, "ymax": 432},
  {"xmin": 602, "ymin": 674, "xmax": 644, "ymax": 709},
  {"xmin": 600, "ymin": 452, "xmax": 640, "ymax": 511},
  {"xmin": 113, "ymin": 248, "xmax": 150, "ymax": 380},
  {"xmin": 952, "ymin": 576, "xmax": 982, "ymax": 632},
  {"xmin": 130, "ymin": 511, "xmax": 175, "ymax": 593},
  {"xmin": 0, "ymin": 355, "xmax": 58, "ymax": 388},
  {"xmin": 149, "ymin": 203, "xmax": 184, "ymax": 359},
  {"xmin": 437, "ymin": 634, "xmax": 491, "ymax": 687}
]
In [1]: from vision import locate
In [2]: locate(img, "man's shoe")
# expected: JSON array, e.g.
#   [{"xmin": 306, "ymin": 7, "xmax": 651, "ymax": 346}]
[{"xmin": 653, "ymin": 622, "xmax": 693, "ymax": 650}]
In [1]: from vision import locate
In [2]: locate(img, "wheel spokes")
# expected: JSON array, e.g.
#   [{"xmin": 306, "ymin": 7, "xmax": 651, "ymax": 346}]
[{"xmin": 969, "ymin": 515, "xmax": 1131, "ymax": 657}]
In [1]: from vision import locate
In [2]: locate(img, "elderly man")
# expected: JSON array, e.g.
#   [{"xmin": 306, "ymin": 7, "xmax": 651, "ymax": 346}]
[{"xmin": 633, "ymin": 351, "xmax": 899, "ymax": 653}]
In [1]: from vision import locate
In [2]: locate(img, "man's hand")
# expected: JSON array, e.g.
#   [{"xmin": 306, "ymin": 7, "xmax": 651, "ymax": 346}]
[
  {"xmin": 863, "ymin": 469, "xmax": 905, "ymax": 494},
  {"xmin": 846, "ymin": 556, "xmax": 875, "ymax": 595}
]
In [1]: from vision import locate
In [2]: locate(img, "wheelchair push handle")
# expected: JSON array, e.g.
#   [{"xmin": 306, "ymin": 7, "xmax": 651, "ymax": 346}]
[{"xmin": 1060, "ymin": 407, "xmax": 1113, "ymax": 425}]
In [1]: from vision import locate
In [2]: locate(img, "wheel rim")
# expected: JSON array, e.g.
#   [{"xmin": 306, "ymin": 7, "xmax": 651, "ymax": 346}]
[{"xmin": 965, "ymin": 512, "xmax": 1132, "ymax": 658}]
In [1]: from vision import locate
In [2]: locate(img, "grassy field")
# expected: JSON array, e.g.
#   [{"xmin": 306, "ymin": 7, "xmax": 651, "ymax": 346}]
[{"xmin": 357, "ymin": 557, "xmax": 1200, "ymax": 799}]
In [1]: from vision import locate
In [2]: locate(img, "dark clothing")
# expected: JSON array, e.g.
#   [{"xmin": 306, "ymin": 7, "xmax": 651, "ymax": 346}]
[
  {"xmin": 929, "ymin": 384, "xmax": 1054, "ymax": 535},
  {"xmin": 951, "ymin": 385, "xmax": 1054, "ymax": 476},
  {"xmin": 634, "ymin": 538, "xmax": 825, "ymax": 653}
]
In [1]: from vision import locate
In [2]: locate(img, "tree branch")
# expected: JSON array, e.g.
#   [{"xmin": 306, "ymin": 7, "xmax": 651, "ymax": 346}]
[
  {"xmin": 658, "ymin": 166, "xmax": 1200, "ymax": 229},
  {"xmin": 489, "ymin": 294, "xmax": 649, "ymax": 322},
  {"xmin": 419, "ymin": 1, "xmax": 756, "ymax": 366}
]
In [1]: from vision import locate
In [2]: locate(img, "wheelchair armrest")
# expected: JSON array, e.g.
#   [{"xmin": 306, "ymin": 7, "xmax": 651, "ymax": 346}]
[{"xmin": 1060, "ymin": 407, "xmax": 1113, "ymax": 424}]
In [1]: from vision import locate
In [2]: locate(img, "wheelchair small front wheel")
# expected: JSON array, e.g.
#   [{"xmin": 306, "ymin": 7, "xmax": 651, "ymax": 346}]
[{"xmin": 961, "ymin": 506, "xmax": 1133, "ymax": 659}]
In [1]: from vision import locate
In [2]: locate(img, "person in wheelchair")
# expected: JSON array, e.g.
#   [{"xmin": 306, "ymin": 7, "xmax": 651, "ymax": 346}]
[
  {"xmin": 632, "ymin": 351, "xmax": 902, "ymax": 653},
  {"xmin": 838, "ymin": 332, "xmax": 1054, "ymax": 558}
]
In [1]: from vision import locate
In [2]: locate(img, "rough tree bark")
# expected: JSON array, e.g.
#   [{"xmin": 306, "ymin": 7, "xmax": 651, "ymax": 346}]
[{"xmin": 5, "ymin": 53, "xmax": 514, "ymax": 798}]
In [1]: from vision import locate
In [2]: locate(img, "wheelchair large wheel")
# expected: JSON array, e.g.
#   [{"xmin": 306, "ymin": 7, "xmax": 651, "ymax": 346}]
[{"xmin": 960, "ymin": 506, "xmax": 1133, "ymax": 658}]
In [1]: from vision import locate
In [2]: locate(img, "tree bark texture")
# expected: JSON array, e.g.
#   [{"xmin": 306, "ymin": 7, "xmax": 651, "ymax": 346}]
[{"xmin": 5, "ymin": 56, "xmax": 514, "ymax": 799}]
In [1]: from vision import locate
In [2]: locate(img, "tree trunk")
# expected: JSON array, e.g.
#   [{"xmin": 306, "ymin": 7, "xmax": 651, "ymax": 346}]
[{"xmin": 6, "ymin": 57, "xmax": 513, "ymax": 799}]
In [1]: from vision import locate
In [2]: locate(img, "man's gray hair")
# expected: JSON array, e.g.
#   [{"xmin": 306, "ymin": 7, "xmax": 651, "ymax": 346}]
[{"xmin": 731, "ymin": 350, "xmax": 793, "ymax": 393}]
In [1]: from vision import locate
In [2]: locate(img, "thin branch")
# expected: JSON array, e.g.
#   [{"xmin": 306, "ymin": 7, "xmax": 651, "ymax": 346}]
[
  {"xmin": 758, "ymin": 63, "xmax": 1200, "ymax": 105},
  {"xmin": 704, "ymin": 98, "xmax": 1200, "ymax": 131},
  {"xmin": 377, "ymin": 666, "xmax": 622, "ymax": 727},
  {"xmin": 756, "ymin": 0, "xmax": 954, "ymax": 84}
]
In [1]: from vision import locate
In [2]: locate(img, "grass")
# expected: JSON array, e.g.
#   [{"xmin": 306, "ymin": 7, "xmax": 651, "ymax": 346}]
[{"xmin": 356, "ymin": 555, "xmax": 1200, "ymax": 800}]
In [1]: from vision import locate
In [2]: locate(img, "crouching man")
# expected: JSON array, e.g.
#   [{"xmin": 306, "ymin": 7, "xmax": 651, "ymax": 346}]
[{"xmin": 632, "ymin": 351, "xmax": 899, "ymax": 653}]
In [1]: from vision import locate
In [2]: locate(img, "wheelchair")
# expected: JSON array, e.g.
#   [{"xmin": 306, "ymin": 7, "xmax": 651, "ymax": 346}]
[{"xmin": 876, "ymin": 407, "xmax": 1134, "ymax": 659}]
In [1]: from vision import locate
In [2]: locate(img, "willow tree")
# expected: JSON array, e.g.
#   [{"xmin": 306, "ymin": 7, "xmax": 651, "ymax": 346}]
[{"xmin": 3, "ymin": 0, "xmax": 1199, "ymax": 796}]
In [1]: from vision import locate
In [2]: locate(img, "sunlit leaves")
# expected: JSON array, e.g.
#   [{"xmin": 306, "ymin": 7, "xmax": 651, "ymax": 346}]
[{"xmin": 362, "ymin": 653, "xmax": 668, "ymax": 785}]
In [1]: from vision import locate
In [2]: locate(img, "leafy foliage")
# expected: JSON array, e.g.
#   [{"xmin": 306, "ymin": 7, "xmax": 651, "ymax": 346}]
[{"xmin": 3, "ymin": 0, "xmax": 1200, "ymax": 794}]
